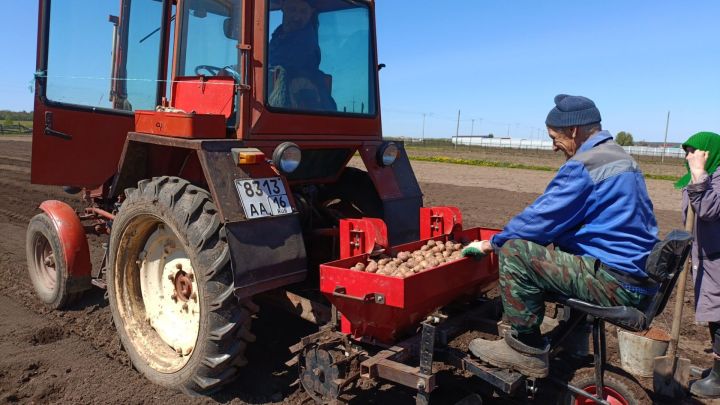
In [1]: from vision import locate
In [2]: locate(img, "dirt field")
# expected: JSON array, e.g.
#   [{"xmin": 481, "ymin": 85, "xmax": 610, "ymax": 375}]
[{"xmin": 0, "ymin": 136, "xmax": 715, "ymax": 404}]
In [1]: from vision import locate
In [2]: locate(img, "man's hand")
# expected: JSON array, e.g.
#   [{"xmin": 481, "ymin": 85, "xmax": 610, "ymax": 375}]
[
  {"xmin": 462, "ymin": 240, "xmax": 493, "ymax": 258},
  {"xmin": 687, "ymin": 149, "xmax": 709, "ymax": 183}
]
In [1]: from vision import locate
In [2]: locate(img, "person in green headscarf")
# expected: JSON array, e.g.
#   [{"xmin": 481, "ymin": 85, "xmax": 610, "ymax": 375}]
[
  {"xmin": 675, "ymin": 131, "xmax": 720, "ymax": 189},
  {"xmin": 679, "ymin": 131, "xmax": 720, "ymax": 399}
]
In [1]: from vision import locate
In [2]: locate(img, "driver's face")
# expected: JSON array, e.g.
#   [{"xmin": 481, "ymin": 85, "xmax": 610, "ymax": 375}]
[{"xmin": 282, "ymin": 0, "xmax": 314, "ymax": 32}]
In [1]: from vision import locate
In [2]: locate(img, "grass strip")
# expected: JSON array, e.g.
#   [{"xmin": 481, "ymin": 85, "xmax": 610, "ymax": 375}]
[
  {"xmin": 409, "ymin": 155, "xmax": 556, "ymax": 172},
  {"xmin": 408, "ymin": 155, "xmax": 681, "ymax": 182},
  {"xmin": 644, "ymin": 174, "xmax": 681, "ymax": 181}
]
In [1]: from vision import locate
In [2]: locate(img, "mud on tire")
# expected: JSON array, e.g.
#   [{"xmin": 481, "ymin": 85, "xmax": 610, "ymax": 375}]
[{"xmin": 107, "ymin": 176, "xmax": 256, "ymax": 394}]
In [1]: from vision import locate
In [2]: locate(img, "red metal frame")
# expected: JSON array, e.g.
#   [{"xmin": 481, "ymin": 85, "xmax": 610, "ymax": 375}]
[
  {"xmin": 339, "ymin": 218, "xmax": 388, "ymax": 259},
  {"xmin": 38, "ymin": 201, "xmax": 92, "ymax": 280},
  {"xmin": 419, "ymin": 206, "xmax": 463, "ymax": 240}
]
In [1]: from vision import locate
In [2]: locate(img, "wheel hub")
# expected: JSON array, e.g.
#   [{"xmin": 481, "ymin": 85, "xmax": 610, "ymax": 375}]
[
  {"xmin": 139, "ymin": 225, "xmax": 200, "ymax": 361},
  {"xmin": 173, "ymin": 270, "xmax": 193, "ymax": 302},
  {"xmin": 35, "ymin": 237, "xmax": 57, "ymax": 290},
  {"xmin": 575, "ymin": 385, "xmax": 629, "ymax": 405}
]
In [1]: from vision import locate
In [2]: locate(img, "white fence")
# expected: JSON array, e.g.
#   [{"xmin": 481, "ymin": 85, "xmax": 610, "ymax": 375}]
[{"xmin": 447, "ymin": 136, "xmax": 684, "ymax": 159}]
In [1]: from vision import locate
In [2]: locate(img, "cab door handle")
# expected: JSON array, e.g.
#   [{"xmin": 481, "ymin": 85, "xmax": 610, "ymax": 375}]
[{"xmin": 44, "ymin": 111, "xmax": 72, "ymax": 140}]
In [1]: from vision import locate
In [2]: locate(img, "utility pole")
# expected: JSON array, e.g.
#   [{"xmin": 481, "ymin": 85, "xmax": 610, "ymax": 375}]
[
  {"xmin": 422, "ymin": 113, "xmax": 427, "ymax": 143},
  {"xmin": 454, "ymin": 110, "xmax": 461, "ymax": 149},
  {"xmin": 661, "ymin": 110, "xmax": 671, "ymax": 163}
]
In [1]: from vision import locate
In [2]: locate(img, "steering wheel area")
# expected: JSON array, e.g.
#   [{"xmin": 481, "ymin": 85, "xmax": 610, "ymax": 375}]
[{"xmin": 194, "ymin": 65, "xmax": 241, "ymax": 82}]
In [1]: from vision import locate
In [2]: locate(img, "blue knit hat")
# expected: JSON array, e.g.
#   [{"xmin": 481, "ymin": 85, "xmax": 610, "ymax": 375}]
[{"xmin": 545, "ymin": 94, "xmax": 602, "ymax": 128}]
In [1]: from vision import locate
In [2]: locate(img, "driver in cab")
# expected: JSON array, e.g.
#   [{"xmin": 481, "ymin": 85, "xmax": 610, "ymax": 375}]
[{"xmin": 267, "ymin": 0, "xmax": 336, "ymax": 111}]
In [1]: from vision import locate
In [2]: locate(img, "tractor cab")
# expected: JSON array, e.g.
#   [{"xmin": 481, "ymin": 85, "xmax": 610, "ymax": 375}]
[{"xmin": 33, "ymin": 0, "xmax": 383, "ymax": 188}]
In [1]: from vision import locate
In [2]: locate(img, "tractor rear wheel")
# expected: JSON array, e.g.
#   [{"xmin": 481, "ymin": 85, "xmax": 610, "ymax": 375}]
[
  {"xmin": 26, "ymin": 213, "xmax": 81, "ymax": 309},
  {"xmin": 108, "ymin": 176, "xmax": 256, "ymax": 394}
]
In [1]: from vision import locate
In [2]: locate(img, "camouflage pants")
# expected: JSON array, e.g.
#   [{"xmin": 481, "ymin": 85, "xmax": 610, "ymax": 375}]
[{"xmin": 498, "ymin": 239, "xmax": 647, "ymax": 334}]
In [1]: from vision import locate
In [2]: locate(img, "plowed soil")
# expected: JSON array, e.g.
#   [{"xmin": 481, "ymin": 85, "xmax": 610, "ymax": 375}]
[{"xmin": 0, "ymin": 136, "xmax": 715, "ymax": 404}]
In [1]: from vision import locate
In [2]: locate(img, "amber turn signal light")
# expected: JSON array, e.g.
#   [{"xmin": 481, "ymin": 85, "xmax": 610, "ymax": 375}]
[{"xmin": 231, "ymin": 148, "xmax": 265, "ymax": 165}]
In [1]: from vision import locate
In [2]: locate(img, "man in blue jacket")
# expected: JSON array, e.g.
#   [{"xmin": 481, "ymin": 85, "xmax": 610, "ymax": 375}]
[{"xmin": 463, "ymin": 94, "xmax": 659, "ymax": 378}]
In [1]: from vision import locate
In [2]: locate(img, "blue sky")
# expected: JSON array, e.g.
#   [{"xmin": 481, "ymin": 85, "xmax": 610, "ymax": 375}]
[{"xmin": 1, "ymin": 1, "xmax": 718, "ymax": 142}]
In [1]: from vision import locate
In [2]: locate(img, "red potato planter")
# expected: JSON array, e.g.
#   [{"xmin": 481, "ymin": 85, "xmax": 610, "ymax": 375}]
[{"xmin": 320, "ymin": 227, "xmax": 500, "ymax": 343}]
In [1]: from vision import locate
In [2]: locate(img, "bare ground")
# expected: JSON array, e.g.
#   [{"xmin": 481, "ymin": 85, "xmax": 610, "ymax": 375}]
[{"xmin": 0, "ymin": 136, "xmax": 715, "ymax": 404}]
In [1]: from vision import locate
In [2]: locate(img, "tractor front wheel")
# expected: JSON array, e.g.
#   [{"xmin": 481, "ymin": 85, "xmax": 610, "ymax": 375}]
[
  {"xmin": 26, "ymin": 213, "xmax": 81, "ymax": 309},
  {"xmin": 108, "ymin": 176, "xmax": 256, "ymax": 394}
]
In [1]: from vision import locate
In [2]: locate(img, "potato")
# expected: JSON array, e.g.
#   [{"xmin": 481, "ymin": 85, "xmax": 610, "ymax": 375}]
[
  {"xmin": 397, "ymin": 251, "xmax": 411, "ymax": 261},
  {"xmin": 436, "ymin": 241, "xmax": 445, "ymax": 250},
  {"xmin": 427, "ymin": 240, "xmax": 436, "ymax": 247},
  {"xmin": 420, "ymin": 245, "xmax": 430, "ymax": 252},
  {"xmin": 442, "ymin": 250, "xmax": 451, "ymax": 258},
  {"xmin": 366, "ymin": 261, "xmax": 378, "ymax": 273},
  {"xmin": 427, "ymin": 258, "xmax": 440, "ymax": 267},
  {"xmin": 431, "ymin": 246, "xmax": 443, "ymax": 254}
]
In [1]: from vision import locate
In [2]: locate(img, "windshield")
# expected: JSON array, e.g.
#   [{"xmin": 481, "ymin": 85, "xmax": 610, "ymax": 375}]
[
  {"xmin": 266, "ymin": 0, "xmax": 376, "ymax": 116},
  {"xmin": 177, "ymin": 0, "xmax": 242, "ymax": 79}
]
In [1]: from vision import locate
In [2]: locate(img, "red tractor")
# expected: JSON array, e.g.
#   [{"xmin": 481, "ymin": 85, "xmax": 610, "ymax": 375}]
[{"xmin": 27, "ymin": 0, "xmax": 692, "ymax": 404}]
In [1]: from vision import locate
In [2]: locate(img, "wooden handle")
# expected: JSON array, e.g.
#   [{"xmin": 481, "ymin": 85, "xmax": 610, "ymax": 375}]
[{"xmin": 667, "ymin": 206, "xmax": 695, "ymax": 357}]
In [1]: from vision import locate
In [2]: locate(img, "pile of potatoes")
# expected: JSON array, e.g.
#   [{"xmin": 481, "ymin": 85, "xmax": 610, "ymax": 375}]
[{"xmin": 350, "ymin": 239, "xmax": 470, "ymax": 278}]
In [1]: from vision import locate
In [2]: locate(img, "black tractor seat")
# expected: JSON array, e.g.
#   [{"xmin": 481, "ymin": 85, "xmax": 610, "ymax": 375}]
[{"xmin": 554, "ymin": 230, "xmax": 693, "ymax": 332}]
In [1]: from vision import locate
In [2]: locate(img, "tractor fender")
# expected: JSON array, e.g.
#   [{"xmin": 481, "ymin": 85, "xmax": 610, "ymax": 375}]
[{"xmin": 39, "ymin": 200, "xmax": 92, "ymax": 280}]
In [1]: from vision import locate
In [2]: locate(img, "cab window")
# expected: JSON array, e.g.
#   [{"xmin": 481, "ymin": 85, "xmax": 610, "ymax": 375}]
[
  {"xmin": 176, "ymin": 0, "xmax": 242, "ymax": 79},
  {"xmin": 45, "ymin": 0, "xmax": 164, "ymax": 111},
  {"xmin": 266, "ymin": 0, "xmax": 376, "ymax": 116}
]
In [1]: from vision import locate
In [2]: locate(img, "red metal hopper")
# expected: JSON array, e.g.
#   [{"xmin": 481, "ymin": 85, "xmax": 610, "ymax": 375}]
[{"xmin": 320, "ymin": 227, "xmax": 500, "ymax": 344}]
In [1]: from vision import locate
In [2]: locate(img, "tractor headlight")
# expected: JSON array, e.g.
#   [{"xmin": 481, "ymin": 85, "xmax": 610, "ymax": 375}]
[
  {"xmin": 272, "ymin": 142, "xmax": 302, "ymax": 174},
  {"xmin": 377, "ymin": 142, "xmax": 399, "ymax": 167}
]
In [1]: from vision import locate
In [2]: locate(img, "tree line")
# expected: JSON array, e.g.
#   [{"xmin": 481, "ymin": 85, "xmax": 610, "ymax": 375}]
[
  {"xmin": 0, "ymin": 110, "xmax": 33, "ymax": 122},
  {"xmin": 615, "ymin": 131, "xmax": 634, "ymax": 146}
]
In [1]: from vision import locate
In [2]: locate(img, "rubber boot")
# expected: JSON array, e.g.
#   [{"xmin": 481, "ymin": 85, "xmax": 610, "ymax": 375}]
[
  {"xmin": 468, "ymin": 329, "xmax": 549, "ymax": 378},
  {"xmin": 691, "ymin": 358, "xmax": 720, "ymax": 398},
  {"xmin": 690, "ymin": 328, "xmax": 720, "ymax": 399}
]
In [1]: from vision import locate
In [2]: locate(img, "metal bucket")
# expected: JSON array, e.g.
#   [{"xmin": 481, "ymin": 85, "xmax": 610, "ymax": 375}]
[{"xmin": 617, "ymin": 327, "xmax": 670, "ymax": 377}]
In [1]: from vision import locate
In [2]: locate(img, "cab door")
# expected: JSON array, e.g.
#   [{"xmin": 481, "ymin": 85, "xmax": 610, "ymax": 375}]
[{"xmin": 32, "ymin": 0, "xmax": 171, "ymax": 188}]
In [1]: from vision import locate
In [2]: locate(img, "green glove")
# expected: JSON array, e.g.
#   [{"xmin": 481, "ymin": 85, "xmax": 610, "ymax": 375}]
[{"xmin": 462, "ymin": 241, "xmax": 487, "ymax": 258}]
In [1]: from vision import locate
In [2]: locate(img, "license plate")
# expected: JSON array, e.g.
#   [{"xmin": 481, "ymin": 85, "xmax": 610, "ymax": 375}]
[{"xmin": 234, "ymin": 177, "xmax": 292, "ymax": 219}]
